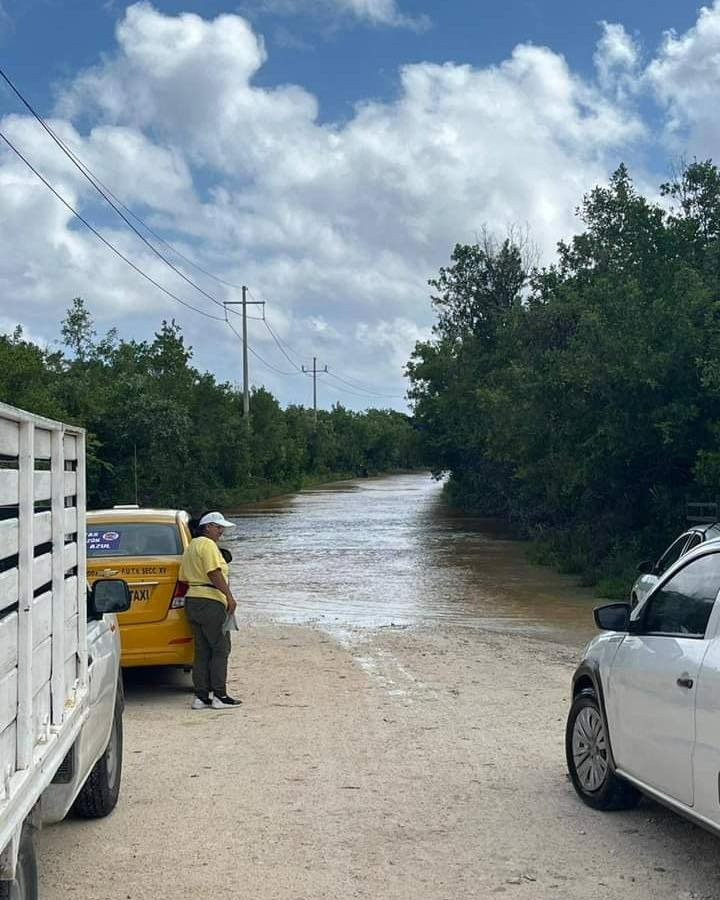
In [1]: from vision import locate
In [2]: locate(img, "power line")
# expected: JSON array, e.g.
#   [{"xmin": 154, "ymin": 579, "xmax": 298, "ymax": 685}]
[
  {"xmin": 324, "ymin": 380, "xmax": 405, "ymax": 403},
  {"xmin": 263, "ymin": 319, "xmax": 304, "ymax": 371},
  {"xmin": 0, "ymin": 68, "xmax": 412, "ymax": 407},
  {"xmin": 245, "ymin": 288, "xmax": 310, "ymax": 371},
  {"xmin": 0, "ymin": 66, "xmax": 239, "ymax": 318},
  {"xmin": 255, "ymin": 299, "xmax": 402, "ymax": 398},
  {"xmin": 325, "ymin": 368, "xmax": 406, "ymax": 399},
  {"xmin": 0, "ymin": 129, "xmax": 225, "ymax": 321},
  {"xmin": 63, "ymin": 169, "xmax": 245, "ymax": 292},
  {"xmin": 226, "ymin": 319, "xmax": 299, "ymax": 377},
  {"xmin": 250, "ymin": 295, "xmax": 405, "ymax": 400}
]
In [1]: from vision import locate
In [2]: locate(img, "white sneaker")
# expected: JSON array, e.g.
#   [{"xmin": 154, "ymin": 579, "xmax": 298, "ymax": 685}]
[
  {"xmin": 211, "ymin": 694, "xmax": 241, "ymax": 709},
  {"xmin": 191, "ymin": 696, "xmax": 211, "ymax": 710}
]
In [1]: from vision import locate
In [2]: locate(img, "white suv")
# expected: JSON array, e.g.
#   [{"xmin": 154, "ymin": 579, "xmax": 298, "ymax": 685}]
[
  {"xmin": 630, "ymin": 522, "xmax": 720, "ymax": 608},
  {"xmin": 566, "ymin": 538, "xmax": 720, "ymax": 832}
]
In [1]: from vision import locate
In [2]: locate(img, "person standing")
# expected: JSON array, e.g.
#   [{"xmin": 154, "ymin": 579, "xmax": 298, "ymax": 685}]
[{"xmin": 180, "ymin": 511, "xmax": 241, "ymax": 709}]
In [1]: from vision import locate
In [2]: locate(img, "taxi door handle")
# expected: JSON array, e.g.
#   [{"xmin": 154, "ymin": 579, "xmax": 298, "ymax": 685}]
[{"xmin": 677, "ymin": 676, "xmax": 694, "ymax": 689}]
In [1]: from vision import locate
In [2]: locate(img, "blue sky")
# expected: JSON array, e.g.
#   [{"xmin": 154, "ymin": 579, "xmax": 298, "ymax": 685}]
[
  {"xmin": 0, "ymin": 2, "xmax": 703, "ymax": 120},
  {"xmin": 0, "ymin": 1, "xmax": 717, "ymax": 409}
]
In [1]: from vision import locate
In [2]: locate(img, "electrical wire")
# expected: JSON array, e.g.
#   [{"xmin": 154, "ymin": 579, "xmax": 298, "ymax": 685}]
[
  {"xmin": 225, "ymin": 319, "xmax": 300, "ymax": 377},
  {"xmin": 245, "ymin": 288, "xmax": 309, "ymax": 371},
  {"xmin": 0, "ymin": 66, "xmax": 411, "ymax": 400},
  {"xmin": 0, "ymin": 66, "xmax": 242, "ymax": 318},
  {"xmin": 323, "ymin": 379, "xmax": 406, "ymax": 403},
  {"xmin": 249, "ymin": 294, "xmax": 405, "ymax": 400},
  {"xmin": 0, "ymin": 130, "xmax": 225, "ymax": 321},
  {"xmin": 262, "ymin": 319, "xmax": 305, "ymax": 371},
  {"xmin": 252, "ymin": 298, "xmax": 318, "ymax": 371},
  {"xmin": 62, "ymin": 169, "xmax": 245, "ymax": 292},
  {"xmin": 325, "ymin": 368, "xmax": 406, "ymax": 399}
]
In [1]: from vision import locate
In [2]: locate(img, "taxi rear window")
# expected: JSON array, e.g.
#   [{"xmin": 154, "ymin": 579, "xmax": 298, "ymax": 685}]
[{"xmin": 87, "ymin": 523, "xmax": 181, "ymax": 557}]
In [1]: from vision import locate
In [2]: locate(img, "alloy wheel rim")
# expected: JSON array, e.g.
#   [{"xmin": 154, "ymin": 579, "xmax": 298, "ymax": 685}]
[{"xmin": 572, "ymin": 706, "xmax": 608, "ymax": 792}]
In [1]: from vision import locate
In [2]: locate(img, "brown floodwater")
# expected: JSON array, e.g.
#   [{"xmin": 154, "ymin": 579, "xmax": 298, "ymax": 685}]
[{"xmin": 224, "ymin": 473, "xmax": 599, "ymax": 646}]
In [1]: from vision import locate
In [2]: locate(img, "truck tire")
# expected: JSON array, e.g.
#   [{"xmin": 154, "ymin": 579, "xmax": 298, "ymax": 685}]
[
  {"xmin": 72, "ymin": 691, "xmax": 123, "ymax": 819},
  {"xmin": 0, "ymin": 826, "xmax": 38, "ymax": 900}
]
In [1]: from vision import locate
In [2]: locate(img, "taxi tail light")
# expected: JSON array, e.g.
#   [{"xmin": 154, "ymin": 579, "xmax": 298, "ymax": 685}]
[{"xmin": 170, "ymin": 580, "xmax": 188, "ymax": 609}]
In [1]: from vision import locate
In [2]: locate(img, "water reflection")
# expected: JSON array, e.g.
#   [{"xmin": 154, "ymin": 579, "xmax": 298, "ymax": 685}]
[{"xmin": 225, "ymin": 474, "xmax": 598, "ymax": 644}]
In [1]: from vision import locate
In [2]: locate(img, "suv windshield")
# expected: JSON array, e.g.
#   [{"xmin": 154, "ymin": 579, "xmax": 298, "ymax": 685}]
[{"xmin": 87, "ymin": 523, "xmax": 181, "ymax": 557}]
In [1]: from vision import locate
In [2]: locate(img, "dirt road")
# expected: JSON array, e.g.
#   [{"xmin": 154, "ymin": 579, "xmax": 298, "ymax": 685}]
[{"xmin": 38, "ymin": 624, "xmax": 720, "ymax": 899}]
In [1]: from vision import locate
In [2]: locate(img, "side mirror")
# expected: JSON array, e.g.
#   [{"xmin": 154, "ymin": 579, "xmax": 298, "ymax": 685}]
[
  {"xmin": 594, "ymin": 602, "xmax": 630, "ymax": 632},
  {"xmin": 636, "ymin": 560, "xmax": 654, "ymax": 575},
  {"xmin": 90, "ymin": 579, "xmax": 131, "ymax": 618}
]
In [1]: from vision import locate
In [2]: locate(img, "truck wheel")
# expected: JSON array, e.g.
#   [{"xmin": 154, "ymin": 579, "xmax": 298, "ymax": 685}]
[
  {"xmin": 72, "ymin": 692, "xmax": 123, "ymax": 819},
  {"xmin": 566, "ymin": 691, "xmax": 641, "ymax": 811},
  {"xmin": 0, "ymin": 827, "xmax": 38, "ymax": 900}
]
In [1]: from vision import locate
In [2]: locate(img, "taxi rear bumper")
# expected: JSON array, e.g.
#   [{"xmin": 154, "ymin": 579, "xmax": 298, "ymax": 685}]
[{"xmin": 118, "ymin": 609, "xmax": 194, "ymax": 668}]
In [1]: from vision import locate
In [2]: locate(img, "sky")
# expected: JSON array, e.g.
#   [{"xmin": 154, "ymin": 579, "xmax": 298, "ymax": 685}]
[{"xmin": 0, "ymin": 1, "xmax": 718, "ymax": 411}]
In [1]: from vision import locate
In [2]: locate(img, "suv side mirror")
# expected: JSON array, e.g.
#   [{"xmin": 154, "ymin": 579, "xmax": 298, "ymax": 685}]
[
  {"xmin": 636, "ymin": 560, "xmax": 654, "ymax": 575},
  {"xmin": 594, "ymin": 602, "xmax": 630, "ymax": 632},
  {"xmin": 90, "ymin": 579, "xmax": 131, "ymax": 618}
]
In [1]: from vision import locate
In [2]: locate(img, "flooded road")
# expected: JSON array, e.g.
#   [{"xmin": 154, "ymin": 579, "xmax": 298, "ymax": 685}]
[
  {"xmin": 44, "ymin": 474, "xmax": 720, "ymax": 900},
  {"xmin": 226, "ymin": 473, "xmax": 598, "ymax": 646}
]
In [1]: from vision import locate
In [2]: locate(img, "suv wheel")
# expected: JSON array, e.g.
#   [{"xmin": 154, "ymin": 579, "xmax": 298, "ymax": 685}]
[{"xmin": 565, "ymin": 691, "xmax": 641, "ymax": 811}]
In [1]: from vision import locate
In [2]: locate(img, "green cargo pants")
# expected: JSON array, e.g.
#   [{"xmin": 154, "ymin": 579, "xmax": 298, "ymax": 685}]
[{"xmin": 185, "ymin": 597, "xmax": 231, "ymax": 698}]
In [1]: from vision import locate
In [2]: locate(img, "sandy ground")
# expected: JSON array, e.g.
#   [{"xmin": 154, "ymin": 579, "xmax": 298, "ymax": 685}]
[{"xmin": 37, "ymin": 624, "xmax": 720, "ymax": 900}]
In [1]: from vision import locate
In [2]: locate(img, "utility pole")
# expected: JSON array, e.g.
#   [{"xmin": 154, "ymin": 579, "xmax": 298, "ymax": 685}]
[
  {"xmin": 302, "ymin": 356, "xmax": 328, "ymax": 425},
  {"xmin": 224, "ymin": 286, "xmax": 264, "ymax": 419}
]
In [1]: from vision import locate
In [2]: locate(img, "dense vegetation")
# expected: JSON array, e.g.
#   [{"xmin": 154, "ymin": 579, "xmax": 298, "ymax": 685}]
[
  {"xmin": 407, "ymin": 161, "xmax": 720, "ymax": 594},
  {"xmin": 0, "ymin": 300, "xmax": 420, "ymax": 509}
]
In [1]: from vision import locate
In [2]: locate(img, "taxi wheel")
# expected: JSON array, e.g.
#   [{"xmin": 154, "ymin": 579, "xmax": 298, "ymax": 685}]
[
  {"xmin": 73, "ymin": 691, "xmax": 123, "ymax": 819},
  {"xmin": 0, "ymin": 827, "xmax": 38, "ymax": 900}
]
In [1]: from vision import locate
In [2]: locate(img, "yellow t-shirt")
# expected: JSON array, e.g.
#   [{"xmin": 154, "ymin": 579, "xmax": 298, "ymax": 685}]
[{"xmin": 179, "ymin": 537, "xmax": 228, "ymax": 606}]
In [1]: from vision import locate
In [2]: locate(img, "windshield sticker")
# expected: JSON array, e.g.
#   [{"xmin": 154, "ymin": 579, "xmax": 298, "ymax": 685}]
[{"xmin": 87, "ymin": 529, "xmax": 121, "ymax": 552}]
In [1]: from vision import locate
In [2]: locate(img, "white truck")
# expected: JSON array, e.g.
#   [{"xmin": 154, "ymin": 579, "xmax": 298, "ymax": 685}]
[{"xmin": 0, "ymin": 402, "xmax": 130, "ymax": 899}]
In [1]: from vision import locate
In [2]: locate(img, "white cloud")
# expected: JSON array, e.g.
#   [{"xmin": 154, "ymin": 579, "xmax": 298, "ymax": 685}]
[
  {"xmin": 646, "ymin": 1, "xmax": 720, "ymax": 155},
  {"xmin": 594, "ymin": 21, "xmax": 640, "ymax": 96},
  {"xmin": 247, "ymin": 0, "xmax": 429, "ymax": 31},
  {"xmin": 356, "ymin": 317, "xmax": 432, "ymax": 372},
  {"xmin": 0, "ymin": 3, "xmax": 674, "ymax": 411},
  {"xmin": 328, "ymin": 0, "xmax": 430, "ymax": 30}
]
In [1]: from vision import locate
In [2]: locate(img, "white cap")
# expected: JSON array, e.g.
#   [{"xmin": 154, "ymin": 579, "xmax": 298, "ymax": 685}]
[{"xmin": 198, "ymin": 511, "xmax": 236, "ymax": 529}]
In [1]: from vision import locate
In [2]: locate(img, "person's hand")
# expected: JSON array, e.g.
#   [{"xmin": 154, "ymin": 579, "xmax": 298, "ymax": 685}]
[{"xmin": 227, "ymin": 596, "xmax": 237, "ymax": 616}]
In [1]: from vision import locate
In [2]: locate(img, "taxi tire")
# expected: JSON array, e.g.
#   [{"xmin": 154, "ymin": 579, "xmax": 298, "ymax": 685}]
[
  {"xmin": 72, "ymin": 691, "xmax": 123, "ymax": 819},
  {"xmin": 0, "ymin": 826, "xmax": 38, "ymax": 900}
]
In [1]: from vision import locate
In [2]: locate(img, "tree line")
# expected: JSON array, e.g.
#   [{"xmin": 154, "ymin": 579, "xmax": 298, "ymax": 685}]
[
  {"xmin": 407, "ymin": 161, "xmax": 720, "ymax": 594},
  {"xmin": 0, "ymin": 299, "xmax": 421, "ymax": 510}
]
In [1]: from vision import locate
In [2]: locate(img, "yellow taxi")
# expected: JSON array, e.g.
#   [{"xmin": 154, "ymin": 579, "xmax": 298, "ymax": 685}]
[{"xmin": 86, "ymin": 506, "xmax": 194, "ymax": 668}]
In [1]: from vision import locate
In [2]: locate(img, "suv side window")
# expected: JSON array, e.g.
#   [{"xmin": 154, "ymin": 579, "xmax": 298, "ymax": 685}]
[
  {"xmin": 684, "ymin": 533, "xmax": 703, "ymax": 553},
  {"xmin": 655, "ymin": 535, "xmax": 691, "ymax": 575},
  {"xmin": 641, "ymin": 553, "xmax": 720, "ymax": 637}
]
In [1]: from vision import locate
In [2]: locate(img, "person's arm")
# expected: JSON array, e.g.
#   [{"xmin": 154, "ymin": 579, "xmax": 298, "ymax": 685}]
[{"xmin": 207, "ymin": 568, "xmax": 237, "ymax": 615}]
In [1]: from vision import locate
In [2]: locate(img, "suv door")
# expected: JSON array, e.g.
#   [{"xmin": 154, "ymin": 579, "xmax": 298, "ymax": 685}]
[{"xmin": 606, "ymin": 550, "xmax": 720, "ymax": 806}]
